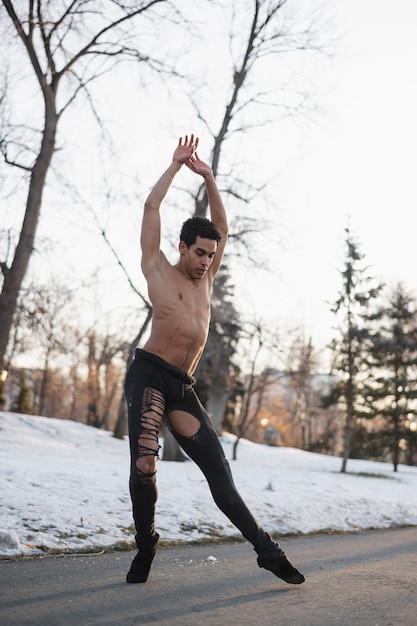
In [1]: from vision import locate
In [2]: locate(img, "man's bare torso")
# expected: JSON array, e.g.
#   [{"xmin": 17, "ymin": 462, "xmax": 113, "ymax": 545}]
[{"xmin": 143, "ymin": 262, "xmax": 212, "ymax": 374}]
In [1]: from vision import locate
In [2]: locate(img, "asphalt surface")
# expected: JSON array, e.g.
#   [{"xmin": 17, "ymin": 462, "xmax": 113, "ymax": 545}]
[{"xmin": 1, "ymin": 527, "xmax": 417, "ymax": 625}]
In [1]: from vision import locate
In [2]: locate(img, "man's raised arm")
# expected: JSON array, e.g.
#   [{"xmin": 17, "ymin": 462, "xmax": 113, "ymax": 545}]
[
  {"xmin": 186, "ymin": 154, "xmax": 228, "ymax": 278},
  {"xmin": 140, "ymin": 135, "xmax": 199, "ymax": 274}
]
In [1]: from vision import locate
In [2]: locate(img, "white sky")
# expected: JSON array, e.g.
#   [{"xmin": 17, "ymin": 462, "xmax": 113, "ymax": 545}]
[
  {"xmin": 1, "ymin": 411, "xmax": 416, "ymax": 558},
  {"xmin": 268, "ymin": 0, "xmax": 417, "ymax": 345},
  {"xmin": 2, "ymin": 0, "xmax": 417, "ymax": 364},
  {"xmin": 83, "ymin": 0, "xmax": 417, "ymax": 350}
]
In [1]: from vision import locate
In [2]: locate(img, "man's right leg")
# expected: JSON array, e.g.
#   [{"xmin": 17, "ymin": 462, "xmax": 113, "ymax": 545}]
[
  {"xmin": 127, "ymin": 460, "xmax": 160, "ymax": 583},
  {"xmin": 125, "ymin": 364, "xmax": 165, "ymax": 583}
]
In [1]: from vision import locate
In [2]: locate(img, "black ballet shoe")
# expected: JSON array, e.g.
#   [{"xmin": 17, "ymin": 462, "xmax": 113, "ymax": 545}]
[
  {"xmin": 257, "ymin": 552, "xmax": 305, "ymax": 585},
  {"xmin": 126, "ymin": 543, "xmax": 159, "ymax": 584}
]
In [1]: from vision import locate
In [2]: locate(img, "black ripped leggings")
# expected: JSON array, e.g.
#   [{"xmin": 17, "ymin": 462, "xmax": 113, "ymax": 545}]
[{"xmin": 125, "ymin": 349, "xmax": 276, "ymax": 557}]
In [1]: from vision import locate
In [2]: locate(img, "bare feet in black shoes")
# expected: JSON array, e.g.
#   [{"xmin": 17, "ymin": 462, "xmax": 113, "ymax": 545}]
[
  {"xmin": 126, "ymin": 543, "xmax": 159, "ymax": 584},
  {"xmin": 257, "ymin": 552, "xmax": 305, "ymax": 584}
]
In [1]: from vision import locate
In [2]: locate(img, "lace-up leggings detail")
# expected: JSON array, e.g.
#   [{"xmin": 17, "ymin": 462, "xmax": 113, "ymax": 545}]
[
  {"xmin": 125, "ymin": 349, "xmax": 275, "ymax": 556},
  {"xmin": 135, "ymin": 387, "xmax": 164, "ymax": 473}
]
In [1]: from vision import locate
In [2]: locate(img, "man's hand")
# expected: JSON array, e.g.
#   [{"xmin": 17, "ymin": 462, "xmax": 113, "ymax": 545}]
[
  {"xmin": 185, "ymin": 152, "xmax": 213, "ymax": 178},
  {"xmin": 173, "ymin": 134, "xmax": 199, "ymax": 164}
]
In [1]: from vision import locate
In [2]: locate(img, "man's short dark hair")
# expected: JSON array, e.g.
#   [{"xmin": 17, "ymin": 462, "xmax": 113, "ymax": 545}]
[{"xmin": 180, "ymin": 216, "xmax": 221, "ymax": 248}]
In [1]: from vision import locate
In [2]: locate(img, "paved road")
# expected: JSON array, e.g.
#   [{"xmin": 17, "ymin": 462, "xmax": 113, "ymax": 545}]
[{"xmin": 1, "ymin": 527, "xmax": 417, "ymax": 625}]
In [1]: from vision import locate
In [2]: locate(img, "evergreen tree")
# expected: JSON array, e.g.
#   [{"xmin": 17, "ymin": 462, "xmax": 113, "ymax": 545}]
[
  {"xmin": 195, "ymin": 264, "xmax": 240, "ymax": 432},
  {"xmin": 328, "ymin": 226, "xmax": 383, "ymax": 472},
  {"xmin": 364, "ymin": 284, "xmax": 417, "ymax": 470}
]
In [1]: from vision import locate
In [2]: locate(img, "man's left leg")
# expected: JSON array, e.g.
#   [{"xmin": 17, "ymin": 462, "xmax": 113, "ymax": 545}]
[{"xmin": 168, "ymin": 391, "xmax": 305, "ymax": 585}]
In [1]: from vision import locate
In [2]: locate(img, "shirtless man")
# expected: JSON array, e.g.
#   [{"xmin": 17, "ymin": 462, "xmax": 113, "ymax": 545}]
[{"xmin": 124, "ymin": 134, "xmax": 305, "ymax": 585}]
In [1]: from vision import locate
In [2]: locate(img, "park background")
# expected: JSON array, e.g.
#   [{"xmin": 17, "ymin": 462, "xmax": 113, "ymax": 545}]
[
  {"xmin": 1, "ymin": 1, "xmax": 417, "ymax": 462},
  {"xmin": 1, "ymin": 410, "xmax": 416, "ymax": 558}
]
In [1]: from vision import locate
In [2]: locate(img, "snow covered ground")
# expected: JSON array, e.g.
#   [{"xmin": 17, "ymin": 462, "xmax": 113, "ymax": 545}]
[{"xmin": 1, "ymin": 411, "xmax": 416, "ymax": 559}]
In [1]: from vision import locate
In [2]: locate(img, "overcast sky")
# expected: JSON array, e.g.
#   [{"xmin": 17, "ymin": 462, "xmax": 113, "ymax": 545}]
[
  {"xmin": 261, "ymin": 0, "xmax": 417, "ymax": 346},
  {"xmin": 2, "ymin": 0, "xmax": 416, "ymax": 367}
]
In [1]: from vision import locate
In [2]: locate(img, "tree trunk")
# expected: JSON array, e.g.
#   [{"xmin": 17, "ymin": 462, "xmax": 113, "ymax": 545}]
[
  {"xmin": 0, "ymin": 86, "xmax": 57, "ymax": 368},
  {"xmin": 393, "ymin": 427, "xmax": 400, "ymax": 472},
  {"xmin": 341, "ymin": 388, "xmax": 354, "ymax": 473},
  {"xmin": 205, "ymin": 385, "xmax": 228, "ymax": 433},
  {"xmin": 232, "ymin": 436, "xmax": 240, "ymax": 461},
  {"xmin": 162, "ymin": 426, "xmax": 187, "ymax": 462},
  {"xmin": 340, "ymin": 413, "xmax": 352, "ymax": 473},
  {"xmin": 113, "ymin": 394, "xmax": 128, "ymax": 440},
  {"xmin": 113, "ymin": 309, "xmax": 152, "ymax": 439},
  {"xmin": 341, "ymin": 332, "xmax": 355, "ymax": 473}
]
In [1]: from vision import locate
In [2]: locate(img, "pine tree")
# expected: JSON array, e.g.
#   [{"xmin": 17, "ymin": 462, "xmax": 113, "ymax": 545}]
[
  {"xmin": 328, "ymin": 226, "xmax": 383, "ymax": 472},
  {"xmin": 364, "ymin": 284, "xmax": 417, "ymax": 470}
]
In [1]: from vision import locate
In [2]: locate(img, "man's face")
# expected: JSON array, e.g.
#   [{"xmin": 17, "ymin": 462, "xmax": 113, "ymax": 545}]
[{"xmin": 180, "ymin": 236, "xmax": 217, "ymax": 279}]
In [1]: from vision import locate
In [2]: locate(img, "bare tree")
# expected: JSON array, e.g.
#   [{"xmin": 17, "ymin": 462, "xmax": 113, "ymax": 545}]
[
  {"xmin": 230, "ymin": 319, "xmax": 283, "ymax": 459},
  {"xmin": 21, "ymin": 282, "xmax": 74, "ymax": 415},
  {"xmin": 0, "ymin": 0, "xmax": 180, "ymax": 370},
  {"xmin": 85, "ymin": 329, "xmax": 126, "ymax": 429},
  {"xmin": 113, "ymin": 307, "xmax": 152, "ymax": 439},
  {"xmin": 285, "ymin": 334, "xmax": 317, "ymax": 449},
  {"xmin": 88, "ymin": 209, "xmax": 154, "ymax": 438},
  {"xmin": 189, "ymin": 0, "xmax": 327, "ymax": 428},
  {"xmin": 191, "ymin": 0, "xmax": 325, "ymax": 220}
]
